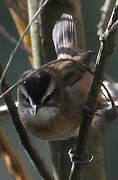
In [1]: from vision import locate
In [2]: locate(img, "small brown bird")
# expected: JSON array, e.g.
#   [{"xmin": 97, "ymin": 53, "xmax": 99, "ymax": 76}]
[{"xmin": 17, "ymin": 14, "xmax": 103, "ymax": 140}]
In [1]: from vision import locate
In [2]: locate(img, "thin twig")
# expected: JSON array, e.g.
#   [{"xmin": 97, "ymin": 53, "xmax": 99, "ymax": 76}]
[
  {"xmin": 69, "ymin": 0, "xmax": 118, "ymax": 179},
  {"xmin": 0, "ymin": 25, "xmax": 32, "ymax": 57},
  {"xmin": 97, "ymin": 0, "xmax": 111, "ymax": 35},
  {"xmin": 105, "ymin": 19, "xmax": 118, "ymax": 35},
  {"xmin": 0, "ymin": 57, "xmax": 92, "ymax": 99},
  {"xmin": 0, "ymin": 83, "xmax": 115, "ymax": 118},
  {"xmin": 102, "ymin": 83, "xmax": 116, "ymax": 110},
  {"xmin": 0, "ymin": 0, "xmax": 49, "ymax": 90}
]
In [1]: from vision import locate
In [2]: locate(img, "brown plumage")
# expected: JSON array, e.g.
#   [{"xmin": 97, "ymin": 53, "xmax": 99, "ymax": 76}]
[{"xmin": 17, "ymin": 14, "xmax": 105, "ymax": 140}]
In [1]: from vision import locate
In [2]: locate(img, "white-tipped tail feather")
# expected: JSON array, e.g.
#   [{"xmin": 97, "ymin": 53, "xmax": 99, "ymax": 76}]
[{"xmin": 52, "ymin": 14, "xmax": 78, "ymax": 59}]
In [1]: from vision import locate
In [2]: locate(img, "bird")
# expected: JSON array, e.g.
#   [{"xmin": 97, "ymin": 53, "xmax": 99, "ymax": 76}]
[{"xmin": 17, "ymin": 14, "xmax": 104, "ymax": 141}]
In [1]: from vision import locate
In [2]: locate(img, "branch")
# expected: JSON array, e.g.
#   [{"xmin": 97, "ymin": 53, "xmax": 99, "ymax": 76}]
[
  {"xmin": 0, "ymin": 0, "xmax": 49, "ymax": 89},
  {"xmin": 97, "ymin": 0, "xmax": 111, "ymax": 35},
  {"xmin": 69, "ymin": 1, "xmax": 118, "ymax": 179},
  {"xmin": 0, "ymin": 101, "xmax": 18, "ymax": 116},
  {"xmin": 27, "ymin": 0, "xmax": 41, "ymax": 68},
  {"xmin": 0, "ymin": 61, "xmax": 54, "ymax": 180}
]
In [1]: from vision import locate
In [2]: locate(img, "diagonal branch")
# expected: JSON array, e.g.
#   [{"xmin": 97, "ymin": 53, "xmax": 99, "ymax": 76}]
[
  {"xmin": 0, "ymin": 61, "xmax": 55, "ymax": 180},
  {"xmin": 69, "ymin": 0, "xmax": 118, "ymax": 179}
]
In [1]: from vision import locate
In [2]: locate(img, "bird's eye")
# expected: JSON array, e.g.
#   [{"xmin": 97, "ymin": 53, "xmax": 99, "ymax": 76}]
[{"xmin": 20, "ymin": 92, "xmax": 31, "ymax": 107}]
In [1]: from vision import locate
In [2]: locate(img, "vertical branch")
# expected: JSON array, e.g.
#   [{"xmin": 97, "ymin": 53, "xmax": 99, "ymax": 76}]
[{"xmin": 27, "ymin": 0, "xmax": 41, "ymax": 68}]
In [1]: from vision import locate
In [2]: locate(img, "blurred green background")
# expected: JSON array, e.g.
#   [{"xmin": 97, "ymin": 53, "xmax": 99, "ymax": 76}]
[{"xmin": 0, "ymin": 0, "xmax": 118, "ymax": 179}]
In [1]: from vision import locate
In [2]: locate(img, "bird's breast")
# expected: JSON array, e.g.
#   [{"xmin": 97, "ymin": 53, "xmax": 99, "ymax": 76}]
[{"xmin": 26, "ymin": 105, "xmax": 82, "ymax": 140}]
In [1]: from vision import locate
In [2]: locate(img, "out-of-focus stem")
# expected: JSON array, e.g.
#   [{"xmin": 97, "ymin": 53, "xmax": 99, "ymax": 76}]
[{"xmin": 27, "ymin": 0, "xmax": 41, "ymax": 68}]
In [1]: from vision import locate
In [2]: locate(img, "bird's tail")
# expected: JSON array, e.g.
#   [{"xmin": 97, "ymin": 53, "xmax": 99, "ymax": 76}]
[{"xmin": 52, "ymin": 14, "xmax": 78, "ymax": 59}]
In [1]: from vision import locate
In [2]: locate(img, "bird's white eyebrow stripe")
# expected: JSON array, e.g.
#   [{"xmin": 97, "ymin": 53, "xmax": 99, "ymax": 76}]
[{"xmin": 41, "ymin": 79, "xmax": 55, "ymax": 103}]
